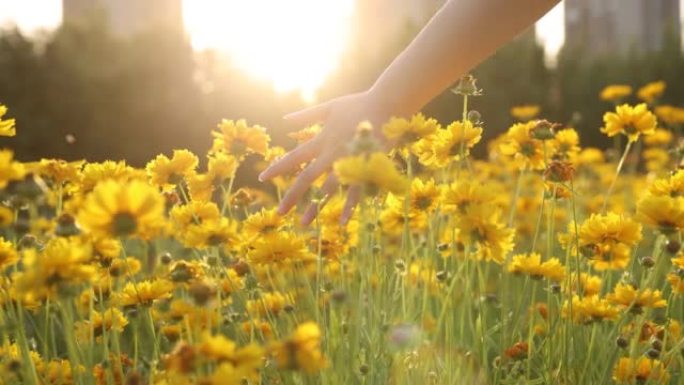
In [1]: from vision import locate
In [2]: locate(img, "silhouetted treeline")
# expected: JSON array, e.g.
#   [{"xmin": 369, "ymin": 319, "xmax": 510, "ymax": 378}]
[{"xmin": 0, "ymin": 19, "xmax": 683, "ymax": 165}]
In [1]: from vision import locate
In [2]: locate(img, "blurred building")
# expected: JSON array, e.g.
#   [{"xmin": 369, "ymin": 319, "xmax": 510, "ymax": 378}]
[
  {"xmin": 565, "ymin": 0, "xmax": 680, "ymax": 55},
  {"xmin": 63, "ymin": 0, "xmax": 183, "ymax": 35}
]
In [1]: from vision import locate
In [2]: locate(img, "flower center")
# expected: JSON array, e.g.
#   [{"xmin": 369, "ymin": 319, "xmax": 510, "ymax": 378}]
[{"xmin": 112, "ymin": 212, "xmax": 137, "ymax": 237}]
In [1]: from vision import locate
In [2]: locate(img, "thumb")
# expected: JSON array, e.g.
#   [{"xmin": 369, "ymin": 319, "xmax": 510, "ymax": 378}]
[{"xmin": 284, "ymin": 99, "xmax": 334, "ymax": 126}]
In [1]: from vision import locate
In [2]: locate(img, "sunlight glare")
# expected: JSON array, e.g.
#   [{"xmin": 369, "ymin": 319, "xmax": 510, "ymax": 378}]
[
  {"xmin": 535, "ymin": 2, "xmax": 565, "ymax": 67},
  {"xmin": 184, "ymin": 0, "xmax": 355, "ymax": 102}
]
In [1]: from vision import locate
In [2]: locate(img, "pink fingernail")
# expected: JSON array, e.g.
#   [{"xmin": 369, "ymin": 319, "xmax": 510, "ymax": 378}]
[{"xmin": 277, "ymin": 205, "xmax": 287, "ymax": 215}]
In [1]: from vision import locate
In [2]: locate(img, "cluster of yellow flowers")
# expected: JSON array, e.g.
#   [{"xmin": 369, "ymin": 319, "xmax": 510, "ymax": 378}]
[{"xmin": 0, "ymin": 78, "xmax": 683, "ymax": 384}]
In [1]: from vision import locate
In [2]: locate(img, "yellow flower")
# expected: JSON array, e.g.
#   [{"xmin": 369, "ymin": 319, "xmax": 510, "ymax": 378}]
[
  {"xmin": 246, "ymin": 291, "xmax": 294, "ymax": 318},
  {"xmin": 146, "ymin": 149, "xmax": 198, "ymax": 189},
  {"xmin": 599, "ymin": 85, "xmax": 632, "ymax": 103},
  {"xmin": 247, "ymin": 232, "xmax": 314, "ymax": 268},
  {"xmin": 78, "ymin": 179, "xmax": 165, "ymax": 239},
  {"xmin": 270, "ymin": 322, "xmax": 327, "ymax": 373},
  {"xmin": 207, "ymin": 151, "xmax": 238, "ymax": 182},
  {"xmin": 607, "ymin": 283, "xmax": 667, "ymax": 312},
  {"xmin": 577, "ymin": 148, "xmax": 605, "ymax": 165},
  {"xmin": 499, "ymin": 121, "xmax": 548, "ymax": 170},
  {"xmin": 655, "ymin": 105, "xmax": 684, "ymax": 125},
  {"xmin": 170, "ymin": 201, "xmax": 239, "ymax": 250},
  {"xmin": 637, "ymin": 80, "xmax": 666, "ymax": 104},
  {"xmin": 414, "ymin": 120, "xmax": 483, "ymax": 167},
  {"xmin": 601, "ymin": 104, "xmax": 657, "ymax": 142},
  {"xmin": 643, "ymin": 128, "xmax": 673, "ymax": 147},
  {"xmin": 242, "ymin": 319, "xmax": 274, "ymax": 339},
  {"xmin": 508, "ymin": 253, "xmax": 565, "ymax": 282},
  {"xmin": 78, "ymin": 161, "xmax": 138, "ymax": 193},
  {"xmin": 442, "ymin": 179, "xmax": 501, "ymax": 214},
  {"xmin": 551, "ymin": 128, "xmax": 581, "ymax": 160},
  {"xmin": 636, "ymin": 195, "xmax": 684, "ymax": 233},
  {"xmin": 198, "ymin": 333, "xmax": 263, "ymax": 378},
  {"xmin": 167, "ymin": 260, "xmax": 207, "ymax": 283},
  {"xmin": 0, "ymin": 150, "xmax": 26, "ymax": 188},
  {"xmin": 405, "ymin": 178, "xmax": 442, "ymax": 214},
  {"xmin": 171, "ymin": 200, "xmax": 220, "ymax": 227},
  {"xmin": 0, "ymin": 237, "xmax": 18, "ymax": 271},
  {"xmin": 562, "ymin": 295, "xmax": 619, "ymax": 323},
  {"xmin": 648, "ymin": 169, "xmax": 684, "ymax": 197},
  {"xmin": 642, "ymin": 147, "xmax": 670, "ymax": 172},
  {"xmin": 405, "ymin": 261, "xmax": 442, "ymax": 295},
  {"xmin": 112, "ymin": 279, "xmax": 174, "ymax": 307},
  {"xmin": 242, "ymin": 208, "xmax": 286, "ymax": 241},
  {"xmin": 0, "ymin": 105, "xmax": 16, "ymax": 136},
  {"xmin": 382, "ymin": 113, "xmax": 440, "ymax": 149},
  {"xmin": 510, "ymin": 104, "xmax": 540, "ymax": 121},
  {"xmin": 562, "ymin": 213, "xmax": 642, "ymax": 271},
  {"xmin": 563, "ymin": 273, "xmax": 602, "ymax": 296},
  {"xmin": 380, "ymin": 196, "xmax": 428, "ymax": 235},
  {"xmin": 13, "ymin": 238, "xmax": 95, "ymax": 301},
  {"xmin": 75, "ymin": 308, "xmax": 129, "ymax": 342},
  {"xmin": 668, "ymin": 273, "xmax": 684, "ymax": 294},
  {"xmin": 34, "ymin": 159, "xmax": 84, "ymax": 185},
  {"xmin": 220, "ymin": 268, "xmax": 245, "ymax": 296},
  {"xmin": 211, "ymin": 119, "xmax": 270, "ymax": 158},
  {"xmin": 184, "ymin": 218, "xmax": 239, "ymax": 251},
  {"xmin": 613, "ymin": 357, "xmax": 669, "ymax": 384},
  {"xmin": 334, "ymin": 152, "xmax": 408, "ymax": 195},
  {"xmin": 455, "ymin": 203, "xmax": 515, "ymax": 264},
  {"xmin": 205, "ymin": 357, "xmax": 263, "ymax": 385},
  {"xmin": 0, "ymin": 205, "xmax": 13, "ymax": 227},
  {"xmin": 288, "ymin": 124, "xmax": 321, "ymax": 143}
]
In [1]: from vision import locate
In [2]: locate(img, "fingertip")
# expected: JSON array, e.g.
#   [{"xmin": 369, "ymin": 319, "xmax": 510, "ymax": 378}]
[
  {"xmin": 300, "ymin": 215, "xmax": 312, "ymax": 226},
  {"xmin": 277, "ymin": 201, "xmax": 291, "ymax": 216}
]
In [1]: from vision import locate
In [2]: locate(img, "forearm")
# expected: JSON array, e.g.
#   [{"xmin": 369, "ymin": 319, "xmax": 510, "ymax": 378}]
[{"xmin": 370, "ymin": 0, "xmax": 560, "ymax": 115}]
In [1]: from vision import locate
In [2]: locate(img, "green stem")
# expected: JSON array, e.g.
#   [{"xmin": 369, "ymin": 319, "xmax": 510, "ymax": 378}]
[{"xmin": 601, "ymin": 140, "xmax": 633, "ymax": 213}]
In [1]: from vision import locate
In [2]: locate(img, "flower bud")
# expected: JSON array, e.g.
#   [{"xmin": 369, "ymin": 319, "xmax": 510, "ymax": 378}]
[
  {"xmin": 531, "ymin": 120, "xmax": 558, "ymax": 140},
  {"xmin": 616, "ymin": 336, "xmax": 629, "ymax": 349},
  {"xmin": 640, "ymin": 256, "xmax": 656, "ymax": 268},
  {"xmin": 394, "ymin": 259, "xmax": 406, "ymax": 273},
  {"xmin": 189, "ymin": 281, "xmax": 214, "ymax": 306},
  {"xmin": 467, "ymin": 110, "xmax": 482, "ymax": 125},
  {"xmin": 452, "ymin": 74, "xmax": 482, "ymax": 96},
  {"xmin": 666, "ymin": 240, "xmax": 681, "ymax": 254},
  {"xmin": 331, "ymin": 289, "xmax": 347, "ymax": 303},
  {"xmin": 651, "ymin": 338, "xmax": 663, "ymax": 351},
  {"xmin": 17, "ymin": 234, "xmax": 39, "ymax": 250},
  {"xmin": 55, "ymin": 213, "xmax": 80, "ymax": 237},
  {"xmin": 544, "ymin": 160, "xmax": 575, "ymax": 183}
]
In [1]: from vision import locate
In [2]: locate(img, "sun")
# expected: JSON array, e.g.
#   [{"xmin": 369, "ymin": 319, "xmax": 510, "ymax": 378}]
[{"xmin": 183, "ymin": 0, "xmax": 355, "ymax": 102}]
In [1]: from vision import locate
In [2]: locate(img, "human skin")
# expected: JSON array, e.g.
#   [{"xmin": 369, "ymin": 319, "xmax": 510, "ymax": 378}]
[{"xmin": 258, "ymin": 0, "xmax": 561, "ymax": 225}]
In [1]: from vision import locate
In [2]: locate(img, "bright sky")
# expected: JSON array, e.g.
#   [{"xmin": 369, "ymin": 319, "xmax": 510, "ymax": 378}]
[{"xmin": 0, "ymin": 1, "xmax": 674, "ymax": 98}]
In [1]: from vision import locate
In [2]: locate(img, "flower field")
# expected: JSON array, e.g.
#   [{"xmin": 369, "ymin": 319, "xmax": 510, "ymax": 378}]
[{"xmin": 2, "ymin": 78, "xmax": 684, "ymax": 385}]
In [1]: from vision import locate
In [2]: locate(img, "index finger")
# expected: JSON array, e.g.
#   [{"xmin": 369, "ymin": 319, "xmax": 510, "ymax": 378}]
[{"xmin": 277, "ymin": 151, "xmax": 338, "ymax": 215}]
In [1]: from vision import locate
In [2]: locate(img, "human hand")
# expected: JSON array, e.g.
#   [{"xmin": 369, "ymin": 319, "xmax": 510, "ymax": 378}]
[{"xmin": 258, "ymin": 89, "xmax": 394, "ymax": 225}]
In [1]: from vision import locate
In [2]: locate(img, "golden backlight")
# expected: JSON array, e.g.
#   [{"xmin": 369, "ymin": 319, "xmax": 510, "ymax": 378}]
[{"xmin": 184, "ymin": 0, "xmax": 355, "ymax": 102}]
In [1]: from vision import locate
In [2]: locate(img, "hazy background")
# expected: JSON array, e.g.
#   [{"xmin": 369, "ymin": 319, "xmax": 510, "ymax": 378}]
[{"xmin": 0, "ymin": 0, "xmax": 682, "ymax": 165}]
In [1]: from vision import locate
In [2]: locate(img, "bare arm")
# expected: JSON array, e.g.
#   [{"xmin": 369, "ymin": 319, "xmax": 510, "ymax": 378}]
[
  {"xmin": 371, "ymin": 0, "xmax": 560, "ymax": 114},
  {"xmin": 260, "ymin": 0, "xmax": 560, "ymax": 223}
]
